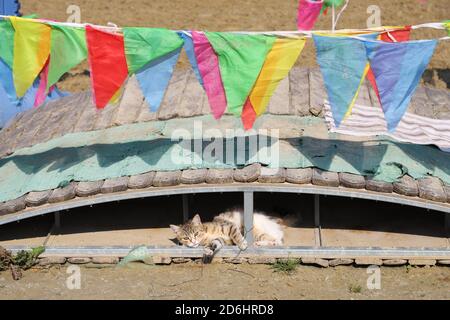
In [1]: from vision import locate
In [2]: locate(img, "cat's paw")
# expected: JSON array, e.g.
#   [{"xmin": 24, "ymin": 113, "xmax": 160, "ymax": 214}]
[
  {"xmin": 238, "ymin": 240, "xmax": 248, "ymax": 251},
  {"xmin": 254, "ymin": 241, "xmax": 263, "ymax": 247},
  {"xmin": 255, "ymin": 240, "xmax": 278, "ymax": 247},
  {"xmin": 202, "ymin": 248, "xmax": 214, "ymax": 264}
]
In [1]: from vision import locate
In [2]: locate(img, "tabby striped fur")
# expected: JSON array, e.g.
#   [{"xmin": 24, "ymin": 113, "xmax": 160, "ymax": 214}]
[{"xmin": 170, "ymin": 210, "xmax": 284, "ymax": 263}]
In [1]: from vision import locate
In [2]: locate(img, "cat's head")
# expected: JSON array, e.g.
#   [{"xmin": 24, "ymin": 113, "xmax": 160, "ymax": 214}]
[{"xmin": 170, "ymin": 214, "xmax": 206, "ymax": 248}]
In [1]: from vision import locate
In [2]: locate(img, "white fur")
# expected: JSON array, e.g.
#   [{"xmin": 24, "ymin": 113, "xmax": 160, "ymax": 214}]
[{"xmin": 215, "ymin": 210, "xmax": 284, "ymax": 246}]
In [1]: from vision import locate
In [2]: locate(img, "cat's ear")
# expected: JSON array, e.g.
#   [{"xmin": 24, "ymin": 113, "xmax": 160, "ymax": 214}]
[
  {"xmin": 170, "ymin": 224, "xmax": 180, "ymax": 234},
  {"xmin": 192, "ymin": 214, "xmax": 202, "ymax": 225}
]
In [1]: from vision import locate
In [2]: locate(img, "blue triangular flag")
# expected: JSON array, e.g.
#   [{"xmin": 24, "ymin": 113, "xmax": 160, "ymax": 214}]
[
  {"xmin": 0, "ymin": 57, "xmax": 68, "ymax": 128},
  {"xmin": 364, "ymin": 39, "xmax": 438, "ymax": 132},
  {"xmin": 313, "ymin": 34, "xmax": 378, "ymax": 127},
  {"xmin": 0, "ymin": 58, "xmax": 16, "ymax": 102},
  {"xmin": 0, "ymin": 0, "xmax": 21, "ymax": 16},
  {"xmin": 178, "ymin": 32, "xmax": 204, "ymax": 87},
  {"xmin": 0, "ymin": 81, "xmax": 17, "ymax": 128},
  {"xmin": 136, "ymin": 47, "xmax": 182, "ymax": 112}
]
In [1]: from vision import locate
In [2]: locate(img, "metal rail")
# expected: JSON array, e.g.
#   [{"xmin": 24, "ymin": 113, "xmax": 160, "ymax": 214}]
[
  {"xmin": 1, "ymin": 184, "xmax": 449, "ymax": 227},
  {"xmin": 4, "ymin": 245, "xmax": 450, "ymax": 260}
]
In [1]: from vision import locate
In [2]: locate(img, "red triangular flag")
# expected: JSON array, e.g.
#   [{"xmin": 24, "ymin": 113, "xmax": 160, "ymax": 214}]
[
  {"xmin": 241, "ymin": 98, "xmax": 257, "ymax": 130},
  {"xmin": 86, "ymin": 25, "xmax": 129, "ymax": 108},
  {"xmin": 367, "ymin": 26, "xmax": 412, "ymax": 103}
]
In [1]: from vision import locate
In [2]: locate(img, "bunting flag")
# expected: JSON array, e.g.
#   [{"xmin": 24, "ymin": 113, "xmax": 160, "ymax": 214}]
[
  {"xmin": 192, "ymin": 31, "xmax": 227, "ymax": 119},
  {"xmin": 0, "ymin": 83, "xmax": 17, "ymax": 128},
  {"xmin": 366, "ymin": 27, "xmax": 412, "ymax": 103},
  {"xmin": 178, "ymin": 32, "xmax": 204, "ymax": 87},
  {"xmin": 205, "ymin": 32, "xmax": 276, "ymax": 116},
  {"xmin": 241, "ymin": 98, "xmax": 257, "ymax": 130},
  {"xmin": 313, "ymin": 34, "xmax": 372, "ymax": 127},
  {"xmin": 321, "ymin": 0, "xmax": 345, "ymax": 14},
  {"xmin": 0, "ymin": 66, "xmax": 68, "ymax": 127},
  {"xmin": 0, "ymin": 58, "xmax": 16, "ymax": 102},
  {"xmin": 297, "ymin": 0, "xmax": 323, "ymax": 31},
  {"xmin": 445, "ymin": 20, "xmax": 450, "ymax": 36},
  {"xmin": 0, "ymin": 19, "xmax": 15, "ymax": 68},
  {"xmin": 364, "ymin": 39, "xmax": 438, "ymax": 132},
  {"xmin": 86, "ymin": 25, "xmax": 129, "ymax": 108},
  {"xmin": 0, "ymin": 0, "xmax": 21, "ymax": 16},
  {"xmin": 312, "ymin": 32, "xmax": 381, "ymax": 120},
  {"xmin": 47, "ymin": 25, "xmax": 87, "ymax": 91},
  {"xmin": 0, "ymin": 15, "xmax": 445, "ymax": 134},
  {"xmin": 34, "ymin": 58, "xmax": 50, "ymax": 107},
  {"xmin": 10, "ymin": 17, "xmax": 51, "ymax": 98},
  {"xmin": 135, "ymin": 47, "xmax": 182, "ymax": 112},
  {"xmin": 250, "ymin": 38, "xmax": 306, "ymax": 116},
  {"xmin": 123, "ymin": 27, "xmax": 183, "ymax": 75},
  {"xmin": 242, "ymin": 38, "xmax": 306, "ymax": 129},
  {"xmin": 123, "ymin": 28, "xmax": 183, "ymax": 112}
]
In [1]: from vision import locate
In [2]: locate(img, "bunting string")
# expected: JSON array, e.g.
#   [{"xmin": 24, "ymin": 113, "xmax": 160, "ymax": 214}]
[
  {"xmin": 0, "ymin": 15, "xmax": 448, "ymax": 37},
  {"xmin": 0, "ymin": 15, "xmax": 449, "ymax": 133}
]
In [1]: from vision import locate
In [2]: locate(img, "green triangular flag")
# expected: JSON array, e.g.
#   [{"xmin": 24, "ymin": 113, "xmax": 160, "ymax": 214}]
[
  {"xmin": 205, "ymin": 32, "xmax": 276, "ymax": 115},
  {"xmin": 47, "ymin": 25, "xmax": 87, "ymax": 91},
  {"xmin": 445, "ymin": 20, "xmax": 450, "ymax": 36},
  {"xmin": 0, "ymin": 19, "xmax": 15, "ymax": 67},
  {"xmin": 123, "ymin": 28, "xmax": 184, "ymax": 75},
  {"xmin": 321, "ymin": 0, "xmax": 345, "ymax": 14}
]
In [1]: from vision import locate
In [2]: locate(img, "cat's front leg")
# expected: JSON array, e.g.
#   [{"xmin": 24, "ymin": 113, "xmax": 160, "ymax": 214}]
[
  {"xmin": 203, "ymin": 247, "xmax": 214, "ymax": 264},
  {"xmin": 229, "ymin": 225, "xmax": 248, "ymax": 251},
  {"xmin": 202, "ymin": 238, "xmax": 225, "ymax": 264}
]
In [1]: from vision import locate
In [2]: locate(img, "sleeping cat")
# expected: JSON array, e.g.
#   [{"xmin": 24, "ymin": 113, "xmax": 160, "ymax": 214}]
[{"xmin": 170, "ymin": 209, "xmax": 284, "ymax": 262}]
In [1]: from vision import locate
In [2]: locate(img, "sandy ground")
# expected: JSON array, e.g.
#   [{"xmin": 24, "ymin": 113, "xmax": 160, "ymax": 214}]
[
  {"xmin": 1, "ymin": 263, "xmax": 449, "ymax": 300},
  {"xmin": 19, "ymin": 0, "xmax": 450, "ymax": 92}
]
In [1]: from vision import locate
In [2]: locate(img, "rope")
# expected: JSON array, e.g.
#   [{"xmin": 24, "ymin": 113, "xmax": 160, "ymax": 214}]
[
  {"xmin": 0, "ymin": 14, "xmax": 447, "ymax": 39},
  {"xmin": 333, "ymin": 0, "xmax": 350, "ymax": 30}
]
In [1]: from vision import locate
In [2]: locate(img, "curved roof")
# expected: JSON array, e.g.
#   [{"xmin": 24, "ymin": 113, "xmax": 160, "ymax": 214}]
[
  {"xmin": 1, "ymin": 67, "xmax": 449, "ymax": 158},
  {"xmin": 0, "ymin": 67, "xmax": 449, "ymax": 223}
]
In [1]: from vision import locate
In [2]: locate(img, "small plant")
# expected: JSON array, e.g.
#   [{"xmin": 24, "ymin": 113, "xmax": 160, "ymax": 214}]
[
  {"xmin": 13, "ymin": 246, "xmax": 45, "ymax": 270},
  {"xmin": 0, "ymin": 247, "xmax": 12, "ymax": 271},
  {"xmin": 348, "ymin": 283, "xmax": 362, "ymax": 294},
  {"xmin": 271, "ymin": 259, "xmax": 299, "ymax": 274},
  {"xmin": 0, "ymin": 246, "xmax": 45, "ymax": 280}
]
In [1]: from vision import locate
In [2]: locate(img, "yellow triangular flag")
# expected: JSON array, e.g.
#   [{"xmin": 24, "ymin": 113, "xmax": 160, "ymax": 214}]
[
  {"xmin": 10, "ymin": 17, "xmax": 51, "ymax": 97},
  {"xmin": 249, "ymin": 38, "xmax": 306, "ymax": 116}
]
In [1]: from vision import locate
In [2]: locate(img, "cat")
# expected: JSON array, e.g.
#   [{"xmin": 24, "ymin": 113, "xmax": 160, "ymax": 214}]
[
  {"xmin": 214, "ymin": 209, "xmax": 284, "ymax": 246},
  {"xmin": 170, "ymin": 209, "xmax": 284, "ymax": 263}
]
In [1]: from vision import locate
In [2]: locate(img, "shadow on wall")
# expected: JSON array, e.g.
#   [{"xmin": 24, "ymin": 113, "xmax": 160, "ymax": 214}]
[{"xmin": 1, "ymin": 135, "xmax": 449, "ymax": 193}]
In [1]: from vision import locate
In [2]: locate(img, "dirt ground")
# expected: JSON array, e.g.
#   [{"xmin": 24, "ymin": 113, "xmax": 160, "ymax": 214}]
[
  {"xmin": 1, "ymin": 263, "xmax": 449, "ymax": 300},
  {"xmin": 19, "ymin": 0, "xmax": 450, "ymax": 92}
]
